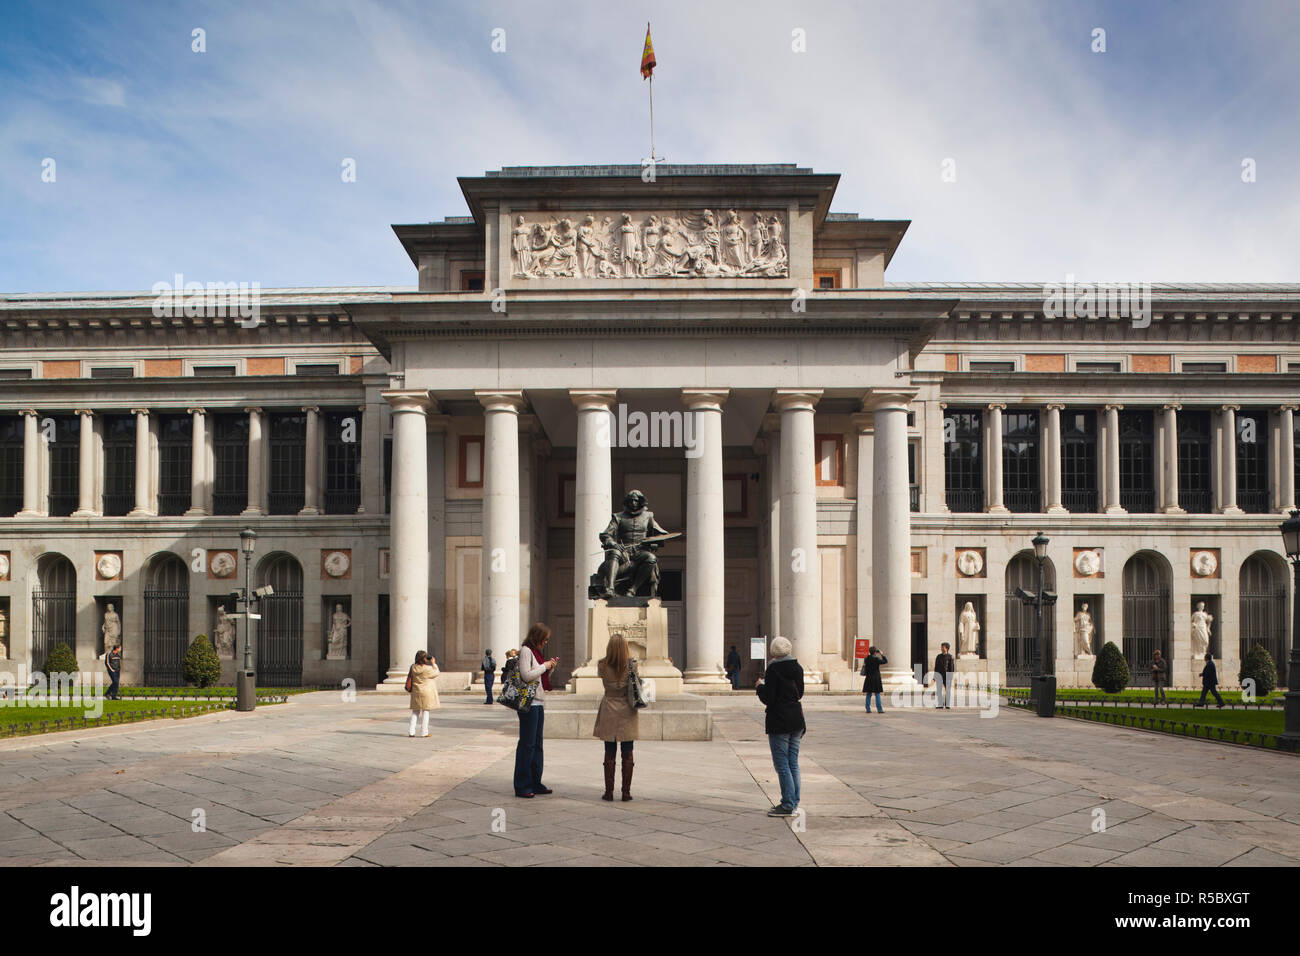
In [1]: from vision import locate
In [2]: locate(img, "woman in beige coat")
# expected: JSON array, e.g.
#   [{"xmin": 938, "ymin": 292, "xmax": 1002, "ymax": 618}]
[
  {"xmin": 408, "ymin": 650, "xmax": 441, "ymax": 737},
  {"xmin": 593, "ymin": 633, "xmax": 639, "ymax": 801}
]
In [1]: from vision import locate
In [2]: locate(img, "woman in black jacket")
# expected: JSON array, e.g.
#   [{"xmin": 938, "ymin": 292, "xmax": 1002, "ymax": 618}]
[
  {"xmin": 756, "ymin": 636, "xmax": 805, "ymax": 817},
  {"xmin": 861, "ymin": 645, "xmax": 887, "ymax": 713}
]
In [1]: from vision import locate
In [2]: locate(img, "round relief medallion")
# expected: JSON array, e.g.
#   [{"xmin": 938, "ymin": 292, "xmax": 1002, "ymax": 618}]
[
  {"xmin": 95, "ymin": 553, "xmax": 122, "ymax": 579},
  {"xmin": 209, "ymin": 552, "xmax": 237, "ymax": 578},
  {"xmin": 1191, "ymin": 550, "xmax": 1218, "ymax": 577},
  {"xmin": 323, "ymin": 551, "xmax": 351, "ymax": 578},
  {"xmin": 1074, "ymin": 550, "xmax": 1101, "ymax": 576},
  {"xmin": 956, "ymin": 550, "xmax": 984, "ymax": 576},
  {"xmin": 0, "ymin": 554, "xmax": 9, "ymax": 579}
]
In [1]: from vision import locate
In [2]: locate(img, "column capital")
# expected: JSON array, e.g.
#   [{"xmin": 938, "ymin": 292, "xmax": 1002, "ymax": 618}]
[
  {"xmin": 1104, "ymin": 403, "xmax": 1124, "ymax": 412},
  {"xmin": 771, "ymin": 388, "xmax": 822, "ymax": 413},
  {"xmin": 475, "ymin": 389, "xmax": 526, "ymax": 413},
  {"xmin": 1280, "ymin": 404, "xmax": 1299, "ymax": 413},
  {"xmin": 19, "ymin": 408, "xmax": 38, "ymax": 418},
  {"xmin": 1162, "ymin": 402, "xmax": 1182, "ymax": 411},
  {"xmin": 986, "ymin": 402, "xmax": 1006, "ymax": 412},
  {"xmin": 130, "ymin": 407, "xmax": 150, "ymax": 417},
  {"xmin": 1221, "ymin": 403, "xmax": 1241, "ymax": 413},
  {"xmin": 75, "ymin": 408, "xmax": 96, "ymax": 418},
  {"xmin": 243, "ymin": 405, "xmax": 263, "ymax": 415},
  {"xmin": 301, "ymin": 405, "xmax": 320, "ymax": 415},
  {"xmin": 381, "ymin": 390, "xmax": 433, "ymax": 414},
  {"xmin": 569, "ymin": 389, "xmax": 618, "ymax": 410},
  {"xmin": 681, "ymin": 387, "xmax": 729, "ymax": 411},
  {"xmin": 186, "ymin": 406, "xmax": 206, "ymax": 416},
  {"xmin": 863, "ymin": 387, "xmax": 918, "ymax": 412},
  {"xmin": 850, "ymin": 412, "xmax": 875, "ymax": 433},
  {"xmin": 1045, "ymin": 402, "xmax": 1066, "ymax": 412}
]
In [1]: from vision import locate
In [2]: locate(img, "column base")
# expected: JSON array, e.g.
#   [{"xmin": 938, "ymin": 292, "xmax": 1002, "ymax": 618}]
[
  {"xmin": 15, "ymin": 510, "xmax": 42, "ymax": 518},
  {"xmin": 881, "ymin": 668, "xmax": 922, "ymax": 689},
  {"xmin": 683, "ymin": 668, "xmax": 731, "ymax": 685},
  {"xmin": 297, "ymin": 506, "xmax": 321, "ymax": 516},
  {"xmin": 1161, "ymin": 506, "xmax": 1186, "ymax": 515},
  {"xmin": 1104, "ymin": 505, "xmax": 1127, "ymax": 515},
  {"xmin": 183, "ymin": 507, "xmax": 210, "ymax": 517},
  {"xmin": 240, "ymin": 507, "xmax": 266, "ymax": 517},
  {"xmin": 376, "ymin": 668, "xmax": 412, "ymax": 693},
  {"xmin": 1045, "ymin": 505, "xmax": 1068, "ymax": 515},
  {"xmin": 987, "ymin": 505, "xmax": 1010, "ymax": 514},
  {"xmin": 72, "ymin": 509, "xmax": 99, "ymax": 518},
  {"xmin": 1219, "ymin": 506, "xmax": 1244, "ymax": 515},
  {"xmin": 127, "ymin": 508, "xmax": 155, "ymax": 517}
]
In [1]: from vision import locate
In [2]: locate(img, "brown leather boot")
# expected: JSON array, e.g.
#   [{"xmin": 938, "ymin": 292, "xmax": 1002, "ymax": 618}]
[
  {"xmin": 602, "ymin": 757, "xmax": 616, "ymax": 801},
  {"xmin": 620, "ymin": 754, "xmax": 634, "ymax": 802}
]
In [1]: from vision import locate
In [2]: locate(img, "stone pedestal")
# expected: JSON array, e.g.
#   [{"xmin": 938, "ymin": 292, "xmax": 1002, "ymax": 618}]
[
  {"xmin": 570, "ymin": 598, "xmax": 683, "ymax": 696},
  {"xmin": 544, "ymin": 693, "xmax": 712, "ymax": 740}
]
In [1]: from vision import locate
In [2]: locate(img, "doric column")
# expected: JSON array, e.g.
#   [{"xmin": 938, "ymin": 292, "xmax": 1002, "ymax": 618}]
[
  {"xmin": 774, "ymin": 389, "xmax": 823, "ymax": 679},
  {"xmin": 869, "ymin": 389, "xmax": 919, "ymax": 685},
  {"xmin": 683, "ymin": 388, "xmax": 729, "ymax": 684},
  {"xmin": 72, "ymin": 409, "xmax": 97, "ymax": 517},
  {"xmin": 1217, "ymin": 404, "xmax": 1243, "ymax": 514},
  {"xmin": 185, "ymin": 407, "xmax": 208, "ymax": 516},
  {"xmin": 382, "ymin": 390, "xmax": 432, "ymax": 686},
  {"xmin": 1279, "ymin": 405, "xmax": 1298, "ymax": 513},
  {"xmin": 1160, "ymin": 403, "xmax": 1184, "ymax": 514},
  {"xmin": 1044, "ymin": 403, "xmax": 1066, "ymax": 514},
  {"xmin": 242, "ymin": 406, "xmax": 265, "ymax": 516},
  {"xmin": 571, "ymin": 389, "xmax": 616, "ymax": 667},
  {"xmin": 1103, "ymin": 404, "xmax": 1125, "ymax": 513},
  {"xmin": 300, "ymin": 405, "xmax": 321, "ymax": 515},
  {"xmin": 128, "ymin": 408, "xmax": 154, "ymax": 517},
  {"xmin": 986, "ymin": 402, "xmax": 1007, "ymax": 513},
  {"xmin": 852, "ymin": 412, "xmax": 874, "ymax": 661},
  {"xmin": 18, "ymin": 409, "xmax": 41, "ymax": 516},
  {"xmin": 477, "ymin": 390, "xmax": 524, "ymax": 662}
]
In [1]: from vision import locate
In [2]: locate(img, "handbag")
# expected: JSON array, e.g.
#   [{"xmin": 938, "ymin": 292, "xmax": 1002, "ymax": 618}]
[
  {"xmin": 626, "ymin": 659, "xmax": 648, "ymax": 709},
  {"xmin": 496, "ymin": 658, "xmax": 538, "ymax": 712},
  {"xmin": 404, "ymin": 668, "xmax": 413, "ymax": 693}
]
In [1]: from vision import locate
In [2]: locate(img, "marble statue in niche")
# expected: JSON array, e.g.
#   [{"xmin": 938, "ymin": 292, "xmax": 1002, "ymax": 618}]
[
  {"xmin": 1074, "ymin": 603, "xmax": 1095, "ymax": 658},
  {"xmin": 327, "ymin": 603, "xmax": 351, "ymax": 660},
  {"xmin": 1191, "ymin": 601, "xmax": 1213, "ymax": 657},
  {"xmin": 958, "ymin": 601, "xmax": 981, "ymax": 658}
]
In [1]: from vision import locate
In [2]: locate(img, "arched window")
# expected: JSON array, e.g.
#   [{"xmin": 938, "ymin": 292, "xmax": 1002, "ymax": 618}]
[
  {"xmin": 143, "ymin": 554, "xmax": 190, "ymax": 685},
  {"xmin": 33, "ymin": 554, "xmax": 76, "ymax": 670},
  {"xmin": 1122, "ymin": 553, "xmax": 1170, "ymax": 684},
  {"xmin": 257, "ymin": 554, "xmax": 304, "ymax": 686},
  {"xmin": 1005, "ymin": 551, "xmax": 1056, "ymax": 685},
  {"xmin": 1239, "ymin": 553, "xmax": 1287, "ymax": 685}
]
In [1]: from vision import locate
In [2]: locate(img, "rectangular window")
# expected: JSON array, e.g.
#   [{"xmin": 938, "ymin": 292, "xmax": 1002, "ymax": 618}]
[
  {"xmin": 459, "ymin": 435, "xmax": 484, "ymax": 488},
  {"xmin": 89, "ymin": 366, "xmax": 133, "ymax": 378},
  {"xmin": 1183, "ymin": 362, "xmax": 1227, "ymax": 373},
  {"xmin": 323, "ymin": 411, "xmax": 361, "ymax": 514},
  {"xmin": 1118, "ymin": 410, "xmax": 1155, "ymax": 513},
  {"xmin": 1076, "ymin": 361, "xmax": 1121, "ymax": 372},
  {"xmin": 268, "ymin": 412, "xmax": 306, "ymax": 514},
  {"xmin": 1061, "ymin": 410, "xmax": 1097, "ymax": 513},
  {"xmin": 383, "ymin": 436, "xmax": 393, "ymax": 514},
  {"xmin": 969, "ymin": 361, "xmax": 1016, "ymax": 373},
  {"xmin": 48, "ymin": 415, "xmax": 80, "ymax": 516},
  {"xmin": 0, "ymin": 368, "xmax": 32, "ymax": 379},
  {"xmin": 815, "ymin": 434, "xmax": 844, "ymax": 486},
  {"xmin": 461, "ymin": 271, "xmax": 485, "ymax": 292},
  {"xmin": 0, "ymin": 415, "xmax": 23, "ymax": 515},
  {"xmin": 814, "ymin": 270, "xmax": 840, "ymax": 290},
  {"xmin": 101, "ymin": 414, "xmax": 136, "ymax": 516},
  {"xmin": 157, "ymin": 414, "xmax": 192, "ymax": 516},
  {"xmin": 1002, "ymin": 410, "xmax": 1041, "ymax": 513},
  {"xmin": 944, "ymin": 409, "xmax": 983, "ymax": 513},
  {"xmin": 212, "ymin": 413, "xmax": 249, "ymax": 516},
  {"xmin": 193, "ymin": 365, "xmax": 237, "ymax": 377},
  {"xmin": 1236, "ymin": 408, "xmax": 1269, "ymax": 513},
  {"xmin": 295, "ymin": 363, "xmax": 339, "ymax": 376},
  {"xmin": 1177, "ymin": 410, "xmax": 1212, "ymax": 514},
  {"xmin": 908, "ymin": 442, "xmax": 919, "ymax": 512}
]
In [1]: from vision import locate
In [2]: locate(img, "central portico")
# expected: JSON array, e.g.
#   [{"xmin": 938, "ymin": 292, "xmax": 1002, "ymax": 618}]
[{"xmin": 351, "ymin": 165, "xmax": 950, "ymax": 691}]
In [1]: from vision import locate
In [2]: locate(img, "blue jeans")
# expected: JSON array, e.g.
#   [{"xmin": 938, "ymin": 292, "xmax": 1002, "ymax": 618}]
[
  {"xmin": 935, "ymin": 674, "xmax": 950, "ymax": 707},
  {"xmin": 514, "ymin": 705, "xmax": 545, "ymax": 795},
  {"xmin": 106, "ymin": 668, "xmax": 120, "ymax": 700},
  {"xmin": 768, "ymin": 732, "xmax": 802, "ymax": 809},
  {"xmin": 864, "ymin": 692, "xmax": 882, "ymax": 712},
  {"xmin": 484, "ymin": 671, "xmax": 495, "ymax": 702}
]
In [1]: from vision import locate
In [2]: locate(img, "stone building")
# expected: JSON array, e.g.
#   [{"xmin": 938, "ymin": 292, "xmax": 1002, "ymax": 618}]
[{"xmin": 0, "ymin": 164, "xmax": 1295, "ymax": 690}]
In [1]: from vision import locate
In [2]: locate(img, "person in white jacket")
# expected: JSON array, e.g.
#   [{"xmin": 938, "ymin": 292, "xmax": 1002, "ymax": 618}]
[{"xmin": 513, "ymin": 623, "xmax": 558, "ymax": 798}]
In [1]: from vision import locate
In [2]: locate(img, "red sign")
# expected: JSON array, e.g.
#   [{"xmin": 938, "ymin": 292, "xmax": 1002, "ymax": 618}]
[{"xmin": 854, "ymin": 637, "xmax": 871, "ymax": 659}]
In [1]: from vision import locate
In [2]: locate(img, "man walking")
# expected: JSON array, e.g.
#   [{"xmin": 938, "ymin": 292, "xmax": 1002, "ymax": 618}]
[
  {"xmin": 930, "ymin": 642, "xmax": 955, "ymax": 709},
  {"xmin": 481, "ymin": 648, "xmax": 497, "ymax": 705},
  {"xmin": 1151, "ymin": 648, "xmax": 1168, "ymax": 704},
  {"xmin": 1196, "ymin": 651, "xmax": 1224, "ymax": 708},
  {"xmin": 725, "ymin": 645, "xmax": 741, "ymax": 689}
]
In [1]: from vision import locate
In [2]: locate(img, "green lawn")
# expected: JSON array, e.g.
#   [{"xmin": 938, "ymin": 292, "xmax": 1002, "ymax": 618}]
[
  {"xmin": 0, "ymin": 697, "xmax": 284, "ymax": 736},
  {"xmin": 117, "ymin": 685, "xmax": 321, "ymax": 698},
  {"xmin": 1054, "ymin": 703, "xmax": 1290, "ymax": 750},
  {"xmin": 1003, "ymin": 687, "xmax": 1284, "ymax": 705}
]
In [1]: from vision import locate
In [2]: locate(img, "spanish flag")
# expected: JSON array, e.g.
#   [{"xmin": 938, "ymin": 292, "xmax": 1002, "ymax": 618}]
[{"xmin": 640, "ymin": 22, "xmax": 656, "ymax": 79}]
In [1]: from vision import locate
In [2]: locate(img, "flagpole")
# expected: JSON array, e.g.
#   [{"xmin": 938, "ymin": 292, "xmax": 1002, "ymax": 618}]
[{"xmin": 649, "ymin": 74, "xmax": 655, "ymax": 161}]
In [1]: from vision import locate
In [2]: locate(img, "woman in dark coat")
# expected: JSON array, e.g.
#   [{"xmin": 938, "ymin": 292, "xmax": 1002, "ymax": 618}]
[
  {"xmin": 861, "ymin": 645, "xmax": 887, "ymax": 713},
  {"xmin": 756, "ymin": 636, "xmax": 805, "ymax": 817}
]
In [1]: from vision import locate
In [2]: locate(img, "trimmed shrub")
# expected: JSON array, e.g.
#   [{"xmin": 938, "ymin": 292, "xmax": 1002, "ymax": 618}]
[
  {"xmin": 1238, "ymin": 642, "xmax": 1278, "ymax": 698},
  {"xmin": 183, "ymin": 635, "xmax": 221, "ymax": 688},
  {"xmin": 45, "ymin": 642, "xmax": 79, "ymax": 679},
  {"xmin": 1091, "ymin": 641, "xmax": 1130, "ymax": 693}
]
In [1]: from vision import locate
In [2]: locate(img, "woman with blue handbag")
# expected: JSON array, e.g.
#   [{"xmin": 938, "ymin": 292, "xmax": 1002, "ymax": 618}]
[
  {"xmin": 514, "ymin": 623, "xmax": 558, "ymax": 798},
  {"xmin": 593, "ymin": 632, "xmax": 641, "ymax": 801}
]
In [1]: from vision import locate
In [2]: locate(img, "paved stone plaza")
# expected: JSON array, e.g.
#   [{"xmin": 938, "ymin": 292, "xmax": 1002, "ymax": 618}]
[{"xmin": 0, "ymin": 693, "xmax": 1296, "ymax": 867}]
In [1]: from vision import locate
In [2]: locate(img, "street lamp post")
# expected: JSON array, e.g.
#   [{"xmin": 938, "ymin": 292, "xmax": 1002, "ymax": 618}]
[
  {"xmin": 1018, "ymin": 531, "xmax": 1058, "ymax": 717},
  {"xmin": 1280, "ymin": 510, "xmax": 1300, "ymax": 747},
  {"xmin": 236, "ymin": 528, "xmax": 257, "ymax": 712}
]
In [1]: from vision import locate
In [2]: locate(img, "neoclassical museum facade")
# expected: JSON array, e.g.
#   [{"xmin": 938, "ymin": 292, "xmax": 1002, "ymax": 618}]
[{"xmin": 0, "ymin": 164, "xmax": 1296, "ymax": 690}]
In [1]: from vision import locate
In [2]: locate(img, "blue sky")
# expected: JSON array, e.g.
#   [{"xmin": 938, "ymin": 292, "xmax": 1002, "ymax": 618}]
[{"xmin": 1, "ymin": 0, "xmax": 1297, "ymax": 292}]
